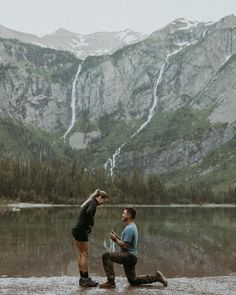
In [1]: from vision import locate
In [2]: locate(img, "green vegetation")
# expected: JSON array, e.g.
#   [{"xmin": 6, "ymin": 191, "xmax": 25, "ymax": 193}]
[
  {"xmin": 25, "ymin": 63, "xmax": 79, "ymax": 85},
  {"xmin": 0, "ymin": 117, "xmax": 79, "ymax": 162},
  {"xmin": 77, "ymin": 114, "xmax": 143, "ymax": 167},
  {"xmin": 1, "ymin": 38, "xmax": 81, "ymax": 85},
  {"xmin": 0, "ymin": 157, "xmax": 235, "ymax": 204},
  {"xmin": 24, "ymin": 56, "xmax": 79, "ymax": 85},
  {"xmin": 124, "ymin": 106, "xmax": 212, "ymax": 153},
  {"xmin": 72, "ymin": 110, "xmax": 99, "ymax": 133},
  {"xmin": 0, "ymin": 37, "xmax": 79, "ymax": 67},
  {"xmin": 162, "ymin": 137, "xmax": 236, "ymax": 198},
  {"xmin": 82, "ymin": 55, "xmax": 105, "ymax": 72},
  {"xmin": 0, "ymin": 117, "xmax": 58, "ymax": 161},
  {"xmin": 0, "ymin": 114, "xmax": 235, "ymax": 204}
]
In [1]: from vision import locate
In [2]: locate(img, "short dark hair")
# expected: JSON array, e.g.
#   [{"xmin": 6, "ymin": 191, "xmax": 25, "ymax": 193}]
[{"xmin": 125, "ymin": 207, "xmax": 136, "ymax": 220}]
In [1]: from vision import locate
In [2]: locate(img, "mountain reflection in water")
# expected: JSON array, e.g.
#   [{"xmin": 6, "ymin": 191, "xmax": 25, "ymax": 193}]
[{"xmin": 0, "ymin": 206, "xmax": 235, "ymax": 277}]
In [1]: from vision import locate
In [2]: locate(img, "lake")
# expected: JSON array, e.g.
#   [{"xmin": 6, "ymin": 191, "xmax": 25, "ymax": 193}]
[{"xmin": 0, "ymin": 205, "xmax": 236, "ymax": 279}]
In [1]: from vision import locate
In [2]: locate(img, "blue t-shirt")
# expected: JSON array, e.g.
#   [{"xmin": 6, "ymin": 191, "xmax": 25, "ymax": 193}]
[{"xmin": 121, "ymin": 223, "xmax": 138, "ymax": 256}]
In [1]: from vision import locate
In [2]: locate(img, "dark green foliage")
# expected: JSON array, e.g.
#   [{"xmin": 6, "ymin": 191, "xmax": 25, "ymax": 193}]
[
  {"xmin": 0, "ymin": 156, "xmax": 234, "ymax": 204},
  {"xmin": 79, "ymin": 115, "xmax": 141, "ymax": 168},
  {"xmin": 82, "ymin": 55, "xmax": 105, "ymax": 72},
  {"xmin": 50, "ymin": 63, "xmax": 79, "ymax": 84},
  {"xmin": 125, "ymin": 107, "xmax": 212, "ymax": 153},
  {"xmin": 0, "ymin": 158, "xmax": 167, "ymax": 204},
  {"xmin": 161, "ymin": 137, "xmax": 236, "ymax": 194},
  {"xmin": 0, "ymin": 38, "xmax": 81, "ymax": 84},
  {"xmin": 166, "ymin": 182, "xmax": 215, "ymax": 204},
  {"xmin": 0, "ymin": 117, "xmax": 57, "ymax": 161},
  {"xmin": 98, "ymin": 112, "xmax": 119, "ymax": 135},
  {"xmin": 0, "ymin": 37, "xmax": 79, "ymax": 67}
]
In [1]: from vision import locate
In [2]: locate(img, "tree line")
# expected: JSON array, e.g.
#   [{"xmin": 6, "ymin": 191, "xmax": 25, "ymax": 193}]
[{"xmin": 0, "ymin": 158, "xmax": 235, "ymax": 204}]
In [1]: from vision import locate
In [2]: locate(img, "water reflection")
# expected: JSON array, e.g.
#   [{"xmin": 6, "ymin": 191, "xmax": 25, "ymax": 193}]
[{"xmin": 0, "ymin": 206, "xmax": 235, "ymax": 277}]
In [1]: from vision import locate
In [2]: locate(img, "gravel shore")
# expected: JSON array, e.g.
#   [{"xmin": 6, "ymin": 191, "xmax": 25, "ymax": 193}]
[{"xmin": 0, "ymin": 275, "xmax": 235, "ymax": 295}]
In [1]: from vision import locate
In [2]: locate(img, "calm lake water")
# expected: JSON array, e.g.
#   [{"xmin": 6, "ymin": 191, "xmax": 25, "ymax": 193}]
[{"xmin": 0, "ymin": 205, "xmax": 235, "ymax": 278}]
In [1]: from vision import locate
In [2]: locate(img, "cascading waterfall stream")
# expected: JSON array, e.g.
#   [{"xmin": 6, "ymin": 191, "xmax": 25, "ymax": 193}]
[
  {"xmin": 131, "ymin": 48, "xmax": 184, "ymax": 139},
  {"xmin": 61, "ymin": 64, "xmax": 82, "ymax": 140},
  {"xmin": 104, "ymin": 43, "xmax": 195, "ymax": 176},
  {"xmin": 104, "ymin": 143, "xmax": 126, "ymax": 176}
]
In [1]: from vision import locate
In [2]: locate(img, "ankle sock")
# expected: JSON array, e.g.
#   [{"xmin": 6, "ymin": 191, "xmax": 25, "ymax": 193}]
[{"xmin": 81, "ymin": 271, "xmax": 88, "ymax": 278}]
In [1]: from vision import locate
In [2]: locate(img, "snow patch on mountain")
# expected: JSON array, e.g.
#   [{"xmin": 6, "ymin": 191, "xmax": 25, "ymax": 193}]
[
  {"xmin": 173, "ymin": 18, "xmax": 200, "ymax": 30},
  {"xmin": 0, "ymin": 24, "xmax": 147, "ymax": 59}
]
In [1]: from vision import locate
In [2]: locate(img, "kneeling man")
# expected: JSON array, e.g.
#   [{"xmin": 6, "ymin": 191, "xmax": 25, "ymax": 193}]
[{"xmin": 99, "ymin": 207, "xmax": 168, "ymax": 288}]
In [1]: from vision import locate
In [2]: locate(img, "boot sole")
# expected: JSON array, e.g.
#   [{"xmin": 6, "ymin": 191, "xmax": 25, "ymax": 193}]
[
  {"xmin": 156, "ymin": 271, "xmax": 168, "ymax": 287},
  {"xmin": 99, "ymin": 284, "xmax": 116, "ymax": 289},
  {"xmin": 80, "ymin": 284, "xmax": 98, "ymax": 287}
]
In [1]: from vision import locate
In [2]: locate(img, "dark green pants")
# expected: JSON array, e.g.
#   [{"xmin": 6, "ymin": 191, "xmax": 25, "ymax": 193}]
[{"xmin": 102, "ymin": 252, "xmax": 157, "ymax": 285}]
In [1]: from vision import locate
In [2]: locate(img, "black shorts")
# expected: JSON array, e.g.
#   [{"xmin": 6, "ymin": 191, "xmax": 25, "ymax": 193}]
[{"xmin": 72, "ymin": 228, "xmax": 88, "ymax": 242}]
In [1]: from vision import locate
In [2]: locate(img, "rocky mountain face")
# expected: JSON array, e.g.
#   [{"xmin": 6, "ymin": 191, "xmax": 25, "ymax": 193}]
[
  {"xmin": 0, "ymin": 39, "xmax": 80, "ymax": 130},
  {"xmin": 1, "ymin": 15, "xmax": 236, "ymax": 189},
  {"xmin": 0, "ymin": 24, "xmax": 146, "ymax": 59}
]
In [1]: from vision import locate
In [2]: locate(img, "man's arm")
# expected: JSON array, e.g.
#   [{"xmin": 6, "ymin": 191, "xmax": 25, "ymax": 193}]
[
  {"xmin": 110, "ymin": 233, "xmax": 130, "ymax": 249},
  {"xmin": 111, "ymin": 231, "xmax": 121, "ymax": 240}
]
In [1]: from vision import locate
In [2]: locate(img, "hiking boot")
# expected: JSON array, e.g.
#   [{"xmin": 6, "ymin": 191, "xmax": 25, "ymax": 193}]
[
  {"xmin": 155, "ymin": 270, "xmax": 168, "ymax": 287},
  {"xmin": 99, "ymin": 281, "xmax": 116, "ymax": 288},
  {"xmin": 79, "ymin": 277, "xmax": 98, "ymax": 287}
]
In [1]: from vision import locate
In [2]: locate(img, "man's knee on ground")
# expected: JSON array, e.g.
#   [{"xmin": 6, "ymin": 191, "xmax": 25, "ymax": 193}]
[{"xmin": 128, "ymin": 279, "xmax": 138, "ymax": 286}]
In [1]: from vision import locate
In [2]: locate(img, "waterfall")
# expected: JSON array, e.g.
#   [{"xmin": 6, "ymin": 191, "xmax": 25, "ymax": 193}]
[
  {"xmin": 131, "ymin": 62, "xmax": 166, "ymax": 139},
  {"xmin": 104, "ymin": 44, "xmax": 192, "ymax": 176},
  {"xmin": 62, "ymin": 64, "xmax": 82, "ymax": 140},
  {"xmin": 104, "ymin": 143, "xmax": 126, "ymax": 176},
  {"xmin": 131, "ymin": 47, "xmax": 185, "ymax": 139},
  {"xmin": 103, "ymin": 238, "xmax": 116, "ymax": 252}
]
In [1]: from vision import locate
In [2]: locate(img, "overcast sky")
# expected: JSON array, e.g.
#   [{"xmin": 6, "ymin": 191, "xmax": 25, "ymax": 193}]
[{"xmin": 0, "ymin": 0, "xmax": 236, "ymax": 36}]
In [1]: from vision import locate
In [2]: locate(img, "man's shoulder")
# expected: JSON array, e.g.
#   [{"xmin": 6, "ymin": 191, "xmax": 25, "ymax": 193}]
[{"xmin": 125, "ymin": 223, "xmax": 137, "ymax": 231}]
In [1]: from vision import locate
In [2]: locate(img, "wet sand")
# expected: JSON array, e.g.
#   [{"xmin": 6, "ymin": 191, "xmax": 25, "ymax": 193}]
[{"xmin": 0, "ymin": 275, "xmax": 235, "ymax": 295}]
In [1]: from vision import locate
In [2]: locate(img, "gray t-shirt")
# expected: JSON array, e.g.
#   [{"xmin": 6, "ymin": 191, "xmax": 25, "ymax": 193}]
[{"xmin": 121, "ymin": 223, "xmax": 138, "ymax": 256}]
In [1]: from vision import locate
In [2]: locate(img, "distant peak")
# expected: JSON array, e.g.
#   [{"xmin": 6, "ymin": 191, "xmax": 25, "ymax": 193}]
[
  {"xmin": 171, "ymin": 18, "xmax": 199, "ymax": 25},
  {"xmin": 220, "ymin": 14, "xmax": 236, "ymax": 23},
  {"xmin": 52, "ymin": 28, "xmax": 75, "ymax": 36},
  {"xmin": 124, "ymin": 28, "xmax": 132, "ymax": 33},
  {"xmin": 217, "ymin": 14, "xmax": 236, "ymax": 28},
  {"xmin": 222, "ymin": 14, "xmax": 236, "ymax": 19},
  {"xmin": 173, "ymin": 18, "xmax": 188, "ymax": 22}
]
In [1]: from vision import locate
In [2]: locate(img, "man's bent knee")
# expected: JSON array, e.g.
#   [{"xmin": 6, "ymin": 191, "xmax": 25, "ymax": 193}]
[
  {"xmin": 102, "ymin": 252, "xmax": 110, "ymax": 261},
  {"xmin": 102, "ymin": 252, "xmax": 110, "ymax": 259}
]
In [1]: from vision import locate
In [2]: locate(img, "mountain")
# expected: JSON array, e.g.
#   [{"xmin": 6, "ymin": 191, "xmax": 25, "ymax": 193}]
[
  {"xmin": 0, "ymin": 24, "xmax": 146, "ymax": 59},
  {"xmin": 1, "ymin": 15, "xmax": 236, "ymax": 192},
  {"xmin": 0, "ymin": 24, "xmax": 41, "ymax": 44},
  {"xmin": 41, "ymin": 28, "xmax": 146, "ymax": 59}
]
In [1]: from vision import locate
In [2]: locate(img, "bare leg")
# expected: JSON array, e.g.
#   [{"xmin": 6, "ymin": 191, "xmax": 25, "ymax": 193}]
[{"xmin": 75, "ymin": 241, "xmax": 88, "ymax": 273}]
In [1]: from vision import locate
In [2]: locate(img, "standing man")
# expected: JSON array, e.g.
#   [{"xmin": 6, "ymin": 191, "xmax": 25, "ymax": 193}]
[{"xmin": 99, "ymin": 207, "xmax": 168, "ymax": 288}]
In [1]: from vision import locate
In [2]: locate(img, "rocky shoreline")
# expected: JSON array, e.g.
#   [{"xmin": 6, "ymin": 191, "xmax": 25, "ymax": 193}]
[{"xmin": 0, "ymin": 275, "xmax": 235, "ymax": 295}]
